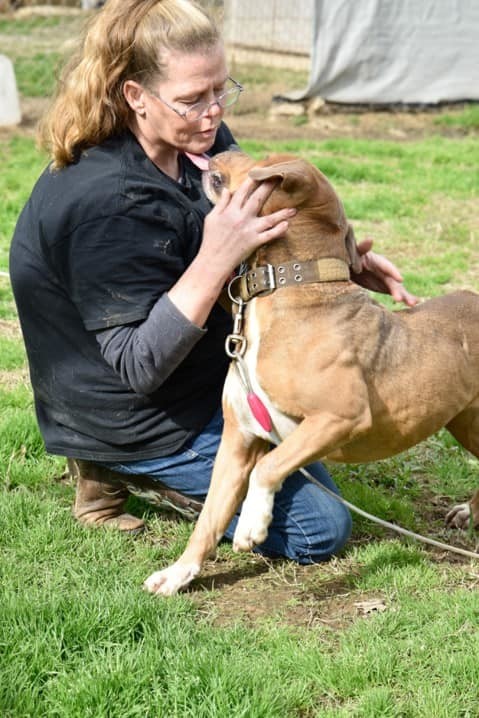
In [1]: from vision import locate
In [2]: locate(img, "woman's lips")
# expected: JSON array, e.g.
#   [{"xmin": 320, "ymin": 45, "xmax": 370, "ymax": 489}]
[{"xmin": 199, "ymin": 125, "xmax": 218, "ymax": 137}]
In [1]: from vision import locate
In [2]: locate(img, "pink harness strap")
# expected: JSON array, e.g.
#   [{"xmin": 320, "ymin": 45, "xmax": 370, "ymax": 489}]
[{"xmin": 247, "ymin": 393, "xmax": 273, "ymax": 433}]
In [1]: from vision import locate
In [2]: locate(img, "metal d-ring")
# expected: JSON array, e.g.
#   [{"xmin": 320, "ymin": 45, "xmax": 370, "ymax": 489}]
[
  {"xmin": 225, "ymin": 333, "xmax": 247, "ymax": 358},
  {"xmin": 227, "ymin": 275, "xmax": 243, "ymax": 305}
]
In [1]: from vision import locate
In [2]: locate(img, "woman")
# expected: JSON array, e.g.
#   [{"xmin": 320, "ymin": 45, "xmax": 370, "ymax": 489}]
[{"xmin": 10, "ymin": 0, "xmax": 416, "ymax": 567}]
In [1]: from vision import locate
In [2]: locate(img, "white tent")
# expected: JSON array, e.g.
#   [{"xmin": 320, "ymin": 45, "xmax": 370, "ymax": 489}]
[{"xmin": 274, "ymin": 0, "xmax": 479, "ymax": 105}]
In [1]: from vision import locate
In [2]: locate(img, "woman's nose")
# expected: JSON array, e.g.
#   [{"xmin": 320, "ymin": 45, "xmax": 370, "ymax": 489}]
[{"xmin": 203, "ymin": 99, "xmax": 223, "ymax": 118}]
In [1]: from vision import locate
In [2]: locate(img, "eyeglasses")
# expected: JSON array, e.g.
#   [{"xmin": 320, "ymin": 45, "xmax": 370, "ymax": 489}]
[{"xmin": 147, "ymin": 76, "xmax": 244, "ymax": 122}]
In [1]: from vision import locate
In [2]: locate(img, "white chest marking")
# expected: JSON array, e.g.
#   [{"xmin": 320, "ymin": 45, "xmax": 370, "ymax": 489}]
[{"xmin": 223, "ymin": 300, "xmax": 299, "ymax": 441}]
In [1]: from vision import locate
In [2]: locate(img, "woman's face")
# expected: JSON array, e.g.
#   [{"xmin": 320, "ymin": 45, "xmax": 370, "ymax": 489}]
[{"xmin": 137, "ymin": 42, "xmax": 230, "ymax": 157}]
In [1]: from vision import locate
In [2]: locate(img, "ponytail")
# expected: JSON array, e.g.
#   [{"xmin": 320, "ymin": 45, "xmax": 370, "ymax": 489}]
[{"xmin": 39, "ymin": 0, "xmax": 220, "ymax": 168}]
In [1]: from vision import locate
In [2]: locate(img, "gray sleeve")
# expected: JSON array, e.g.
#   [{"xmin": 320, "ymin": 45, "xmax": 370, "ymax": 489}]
[{"xmin": 95, "ymin": 293, "xmax": 206, "ymax": 395}]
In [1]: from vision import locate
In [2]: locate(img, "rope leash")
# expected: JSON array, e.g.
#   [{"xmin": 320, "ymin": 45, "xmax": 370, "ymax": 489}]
[
  {"xmin": 225, "ymin": 278, "xmax": 479, "ymax": 561},
  {"xmin": 301, "ymin": 457, "xmax": 479, "ymax": 560},
  {"xmin": 263, "ymin": 424, "xmax": 479, "ymax": 561}
]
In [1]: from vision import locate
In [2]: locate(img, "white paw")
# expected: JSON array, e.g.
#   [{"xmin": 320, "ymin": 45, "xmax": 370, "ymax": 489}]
[
  {"xmin": 445, "ymin": 502, "xmax": 471, "ymax": 530},
  {"xmin": 233, "ymin": 483, "xmax": 274, "ymax": 553},
  {"xmin": 143, "ymin": 561, "xmax": 200, "ymax": 596}
]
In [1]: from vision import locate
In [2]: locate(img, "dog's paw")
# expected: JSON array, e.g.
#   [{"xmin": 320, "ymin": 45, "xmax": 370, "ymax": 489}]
[
  {"xmin": 445, "ymin": 502, "xmax": 471, "ymax": 530},
  {"xmin": 233, "ymin": 485, "xmax": 274, "ymax": 553},
  {"xmin": 143, "ymin": 562, "xmax": 200, "ymax": 596}
]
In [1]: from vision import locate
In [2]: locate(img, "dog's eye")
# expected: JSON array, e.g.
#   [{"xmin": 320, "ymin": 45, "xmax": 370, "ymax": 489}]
[{"xmin": 210, "ymin": 172, "xmax": 225, "ymax": 192}]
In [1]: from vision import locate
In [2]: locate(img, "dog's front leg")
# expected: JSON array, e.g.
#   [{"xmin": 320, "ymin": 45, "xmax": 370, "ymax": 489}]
[
  {"xmin": 233, "ymin": 404, "xmax": 371, "ymax": 552},
  {"xmin": 144, "ymin": 405, "xmax": 268, "ymax": 596}
]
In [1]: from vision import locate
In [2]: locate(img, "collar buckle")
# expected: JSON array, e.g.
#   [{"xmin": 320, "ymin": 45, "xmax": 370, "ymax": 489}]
[{"xmin": 242, "ymin": 263, "xmax": 276, "ymax": 300}]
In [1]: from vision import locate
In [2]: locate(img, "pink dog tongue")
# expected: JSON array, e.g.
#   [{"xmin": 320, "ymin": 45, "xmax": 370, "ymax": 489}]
[{"xmin": 184, "ymin": 152, "xmax": 210, "ymax": 171}]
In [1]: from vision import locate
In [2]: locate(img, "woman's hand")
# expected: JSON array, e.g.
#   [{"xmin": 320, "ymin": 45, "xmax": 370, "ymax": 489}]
[
  {"xmin": 353, "ymin": 238, "xmax": 419, "ymax": 307},
  {"xmin": 200, "ymin": 177, "xmax": 296, "ymax": 278},
  {"xmin": 168, "ymin": 177, "xmax": 294, "ymax": 328}
]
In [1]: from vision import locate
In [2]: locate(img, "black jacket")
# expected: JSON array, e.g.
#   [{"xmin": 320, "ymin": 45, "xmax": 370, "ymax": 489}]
[{"xmin": 9, "ymin": 125, "xmax": 236, "ymax": 460}]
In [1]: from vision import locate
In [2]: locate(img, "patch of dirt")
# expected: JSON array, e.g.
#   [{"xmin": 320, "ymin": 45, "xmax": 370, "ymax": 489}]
[
  {"xmin": 189, "ymin": 554, "xmax": 377, "ymax": 631},
  {"xmin": 0, "ymin": 318, "xmax": 21, "ymax": 339},
  {"xmin": 0, "ymin": 320, "xmax": 29, "ymax": 390},
  {"xmin": 0, "ymin": 366, "xmax": 30, "ymax": 391},
  {"xmin": 138, "ymin": 484, "xmax": 479, "ymax": 630},
  {"xmin": 229, "ymin": 93, "xmax": 477, "ymax": 143},
  {"xmin": 4, "ymin": 92, "xmax": 478, "ymax": 145},
  {"xmin": 14, "ymin": 5, "xmax": 83, "ymax": 17},
  {"xmin": 15, "ymin": 96, "xmax": 51, "ymax": 135}
]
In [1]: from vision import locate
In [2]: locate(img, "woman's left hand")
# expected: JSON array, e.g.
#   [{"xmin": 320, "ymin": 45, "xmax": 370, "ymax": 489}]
[{"xmin": 353, "ymin": 238, "xmax": 419, "ymax": 307}]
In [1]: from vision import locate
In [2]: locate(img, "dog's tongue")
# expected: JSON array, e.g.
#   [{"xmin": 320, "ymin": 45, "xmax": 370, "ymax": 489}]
[{"xmin": 184, "ymin": 152, "xmax": 210, "ymax": 171}]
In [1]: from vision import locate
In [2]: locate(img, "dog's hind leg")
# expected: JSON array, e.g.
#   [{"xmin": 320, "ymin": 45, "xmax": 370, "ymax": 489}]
[
  {"xmin": 445, "ymin": 400, "xmax": 479, "ymax": 529},
  {"xmin": 144, "ymin": 405, "xmax": 268, "ymax": 596}
]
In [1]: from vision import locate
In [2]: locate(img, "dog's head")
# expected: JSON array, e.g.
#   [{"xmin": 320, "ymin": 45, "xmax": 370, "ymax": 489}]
[{"xmin": 203, "ymin": 151, "xmax": 361, "ymax": 271}]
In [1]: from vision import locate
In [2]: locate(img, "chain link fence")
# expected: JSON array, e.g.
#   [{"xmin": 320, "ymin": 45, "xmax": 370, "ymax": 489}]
[
  {"xmin": 208, "ymin": 0, "xmax": 313, "ymax": 70},
  {"xmin": 0, "ymin": 1, "xmax": 310, "ymax": 129},
  {"xmin": 0, "ymin": 0, "xmax": 312, "ymax": 64}
]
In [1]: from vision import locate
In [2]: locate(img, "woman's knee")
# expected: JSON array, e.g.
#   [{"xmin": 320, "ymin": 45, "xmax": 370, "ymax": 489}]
[
  {"xmin": 287, "ymin": 501, "xmax": 352, "ymax": 564},
  {"xmin": 262, "ymin": 467, "xmax": 353, "ymax": 564},
  {"xmin": 303, "ymin": 502, "xmax": 352, "ymax": 564}
]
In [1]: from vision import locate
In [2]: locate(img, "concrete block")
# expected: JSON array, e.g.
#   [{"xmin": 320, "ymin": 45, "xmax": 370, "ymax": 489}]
[
  {"xmin": 269, "ymin": 101, "xmax": 306, "ymax": 118},
  {"xmin": 0, "ymin": 54, "xmax": 21, "ymax": 126}
]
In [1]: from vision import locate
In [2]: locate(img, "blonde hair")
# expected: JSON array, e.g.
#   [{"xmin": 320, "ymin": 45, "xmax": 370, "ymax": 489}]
[{"xmin": 39, "ymin": 0, "xmax": 220, "ymax": 168}]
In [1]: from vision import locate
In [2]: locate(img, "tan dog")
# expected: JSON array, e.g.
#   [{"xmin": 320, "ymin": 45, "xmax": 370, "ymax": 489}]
[{"xmin": 144, "ymin": 152, "xmax": 479, "ymax": 596}]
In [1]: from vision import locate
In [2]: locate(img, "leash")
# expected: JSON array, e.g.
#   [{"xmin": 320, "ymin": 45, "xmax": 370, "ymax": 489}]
[{"xmin": 224, "ymin": 276, "xmax": 479, "ymax": 561}]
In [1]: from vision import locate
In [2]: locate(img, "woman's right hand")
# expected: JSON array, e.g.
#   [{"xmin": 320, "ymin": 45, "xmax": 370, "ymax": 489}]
[
  {"xmin": 168, "ymin": 176, "xmax": 295, "ymax": 328},
  {"xmin": 200, "ymin": 176, "xmax": 296, "ymax": 279}
]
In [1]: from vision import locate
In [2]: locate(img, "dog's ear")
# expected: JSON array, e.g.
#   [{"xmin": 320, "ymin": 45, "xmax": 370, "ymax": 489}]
[
  {"xmin": 345, "ymin": 224, "xmax": 363, "ymax": 274},
  {"xmin": 248, "ymin": 161, "xmax": 308, "ymax": 196}
]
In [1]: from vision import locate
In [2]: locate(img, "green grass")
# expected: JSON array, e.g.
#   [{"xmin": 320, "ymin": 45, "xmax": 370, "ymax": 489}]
[
  {"xmin": 2, "ymin": 129, "xmax": 479, "ymax": 716},
  {"xmin": 2, "ymin": 491, "xmax": 479, "ymax": 716},
  {"xmin": 0, "ymin": 335, "xmax": 26, "ymax": 370},
  {"xmin": 0, "ymin": 16, "xmax": 64, "ymax": 33},
  {"xmin": 241, "ymin": 135, "xmax": 478, "ymax": 299},
  {"xmin": 13, "ymin": 52, "xmax": 63, "ymax": 97},
  {"xmin": 0, "ymin": 136, "xmax": 47, "ymax": 279},
  {"xmin": 435, "ymin": 103, "xmax": 479, "ymax": 130},
  {"xmin": 0, "ymin": 13, "xmax": 84, "ymax": 97},
  {"xmin": 2, "ymin": 13, "xmax": 479, "ymax": 717},
  {"xmin": 231, "ymin": 62, "xmax": 308, "ymax": 90}
]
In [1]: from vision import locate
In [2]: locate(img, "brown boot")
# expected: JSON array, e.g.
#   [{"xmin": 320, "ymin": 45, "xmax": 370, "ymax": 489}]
[{"xmin": 69, "ymin": 458, "xmax": 146, "ymax": 533}]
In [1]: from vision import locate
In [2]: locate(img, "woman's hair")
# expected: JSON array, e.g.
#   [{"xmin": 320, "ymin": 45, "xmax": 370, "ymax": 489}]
[{"xmin": 39, "ymin": 0, "xmax": 220, "ymax": 168}]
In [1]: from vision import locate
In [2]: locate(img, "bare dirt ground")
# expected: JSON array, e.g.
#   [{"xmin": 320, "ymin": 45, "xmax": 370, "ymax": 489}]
[
  {"xmin": 229, "ymin": 97, "xmax": 477, "ymax": 144},
  {"xmin": 9, "ymin": 92, "xmax": 477, "ymax": 146},
  {"xmin": 151, "ymin": 519, "xmax": 475, "ymax": 631}
]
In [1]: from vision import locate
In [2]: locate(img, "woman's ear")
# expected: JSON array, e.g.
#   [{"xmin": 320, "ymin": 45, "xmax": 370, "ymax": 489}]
[{"xmin": 123, "ymin": 80, "xmax": 146, "ymax": 116}]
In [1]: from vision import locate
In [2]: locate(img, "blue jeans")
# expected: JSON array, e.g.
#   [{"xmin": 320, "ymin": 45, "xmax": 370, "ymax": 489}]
[{"xmin": 100, "ymin": 409, "xmax": 352, "ymax": 564}]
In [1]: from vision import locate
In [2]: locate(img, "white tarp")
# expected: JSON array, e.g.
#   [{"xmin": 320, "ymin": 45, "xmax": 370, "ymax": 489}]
[{"xmin": 286, "ymin": 0, "xmax": 479, "ymax": 104}]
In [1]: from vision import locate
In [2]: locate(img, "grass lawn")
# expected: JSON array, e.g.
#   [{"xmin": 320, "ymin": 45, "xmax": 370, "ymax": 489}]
[{"xmin": 1, "ymin": 10, "xmax": 479, "ymax": 718}]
